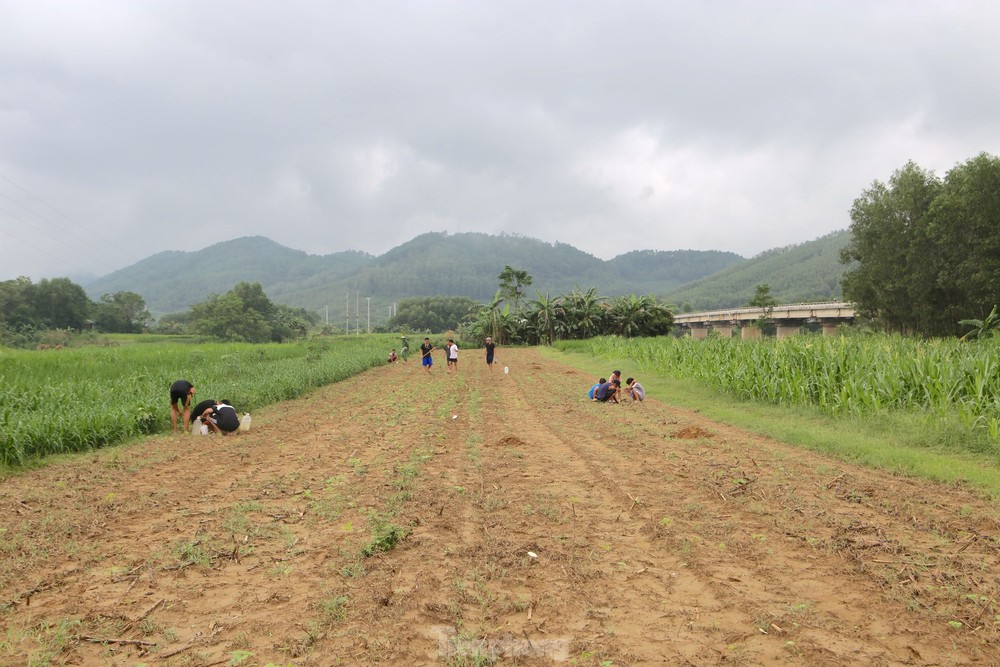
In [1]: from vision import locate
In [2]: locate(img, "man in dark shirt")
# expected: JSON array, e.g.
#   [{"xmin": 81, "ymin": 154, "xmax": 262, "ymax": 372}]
[
  {"xmin": 484, "ymin": 336, "xmax": 496, "ymax": 371},
  {"xmin": 595, "ymin": 380, "xmax": 619, "ymax": 404},
  {"xmin": 169, "ymin": 379, "xmax": 196, "ymax": 433},
  {"xmin": 420, "ymin": 338, "xmax": 435, "ymax": 372}
]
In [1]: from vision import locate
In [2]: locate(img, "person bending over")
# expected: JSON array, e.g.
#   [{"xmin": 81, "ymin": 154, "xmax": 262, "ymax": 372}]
[
  {"xmin": 595, "ymin": 379, "xmax": 619, "ymax": 404},
  {"xmin": 202, "ymin": 400, "xmax": 241, "ymax": 435},
  {"xmin": 169, "ymin": 379, "xmax": 196, "ymax": 433}
]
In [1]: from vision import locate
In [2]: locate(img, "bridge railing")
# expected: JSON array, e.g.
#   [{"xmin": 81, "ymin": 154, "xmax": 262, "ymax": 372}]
[{"xmin": 674, "ymin": 301, "xmax": 855, "ymax": 324}]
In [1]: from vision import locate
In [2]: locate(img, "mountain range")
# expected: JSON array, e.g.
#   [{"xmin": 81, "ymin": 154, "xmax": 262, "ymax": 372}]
[{"xmin": 83, "ymin": 230, "xmax": 852, "ymax": 321}]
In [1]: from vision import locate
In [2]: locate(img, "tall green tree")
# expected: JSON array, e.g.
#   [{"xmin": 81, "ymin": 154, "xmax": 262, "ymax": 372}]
[
  {"xmin": 33, "ymin": 278, "xmax": 91, "ymax": 330},
  {"xmin": 841, "ymin": 161, "xmax": 942, "ymax": 333},
  {"xmin": 497, "ymin": 265, "xmax": 532, "ymax": 312},
  {"xmin": 925, "ymin": 153, "xmax": 1000, "ymax": 334},
  {"xmin": 386, "ymin": 296, "xmax": 479, "ymax": 333},
  {"xmin": 748, "ymin": 284, "xmax": 777, "ymax": 330},
  {"xmin": 606, "ymin": 294, "xmax": 674, "ymax": 337},
  {"xmin": 190, "ymin": 291, "xmax": 272, "ymax": 342},
  {"xmin": 93, "ymin": 291, "xmax": 152, "ymax": 333},
  {"xmin": 562, "ymin": 287, "xmax": 604, "ymax": 339},
  {"xmin": 0, "ymin": 277, "xmax": 38, "ymax": 330},
  {"xmin": 187, "ymin": 281, "xmax": 304, "ymax": 343},
  {"xmin": 529, "ymin": 292, "xmax": 563, "ymax": 345}
]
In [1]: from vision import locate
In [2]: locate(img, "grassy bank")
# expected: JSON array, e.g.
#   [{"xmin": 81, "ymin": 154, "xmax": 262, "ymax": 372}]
[{"xmin": 545, "ymin": 341, "xmax": 1000, "ymax": 501}]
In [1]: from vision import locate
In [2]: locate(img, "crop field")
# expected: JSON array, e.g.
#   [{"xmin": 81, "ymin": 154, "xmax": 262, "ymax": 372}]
[
  {"xmin": 568, "ymin": 334, "xmax": 1000, "ymax": 448},
  {"xmin": 0, "ymin": 336, "xmax": 389, "ymax": 467},
  {"xmin": 1, "ymin": 345, "xmax": 999, "ymax": 665}
]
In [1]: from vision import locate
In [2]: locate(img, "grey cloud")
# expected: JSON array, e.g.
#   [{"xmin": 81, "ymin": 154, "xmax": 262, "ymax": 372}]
[{"xmin": 2, "ymin": 0, "xmax": 1000, "ymax": 279}]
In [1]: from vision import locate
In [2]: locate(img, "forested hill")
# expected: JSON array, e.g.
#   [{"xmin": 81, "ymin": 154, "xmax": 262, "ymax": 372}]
[
  {"xmin": 665, "ymin": 230, "xmax": 852, "ymax": 310},
  {"xmin": 84, "ymin": 232, "xmax": 743, "ymax": 316}
]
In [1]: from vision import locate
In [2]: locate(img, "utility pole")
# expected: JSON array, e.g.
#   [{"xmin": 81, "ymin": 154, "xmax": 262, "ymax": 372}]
[
  {"xmin": 366, "ymin": 297, "xmax": 371, "ymax": 334},
  {"xmin": 325, "ymin": 305, "xmax": 328, "ymax": 325},
  {"xmin": 345, "ymin": 291, "xmax": 349, "ymax": 334},
  {"xmin": 356, "ymin": 292, "xmax": 359, "ymax": 335}
]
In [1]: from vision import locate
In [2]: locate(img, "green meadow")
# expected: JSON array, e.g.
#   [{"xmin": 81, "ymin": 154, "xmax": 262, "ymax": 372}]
[{"xmin": 0, "ymin": 335, "xmax": 391, "ymax": 467}]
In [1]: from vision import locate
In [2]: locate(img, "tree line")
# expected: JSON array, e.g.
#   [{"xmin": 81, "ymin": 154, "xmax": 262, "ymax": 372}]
[
  {"xmin": 0, "ymin": 277, "xmax": 318, "ymax": 347},
  {"xmin": 386, "ymin": 266, "xmax": 675, "ymax": 344},
  {"xmin": 842, "ymin": 152, "xmax": 1000, "ymax": 337},
  {"xmin": 153, "ymin": 282, "xmax": 319, "ymax": 343},
  {"xmin": 0, "ymin": 277, "xmax": 152, "ymax": 346}
]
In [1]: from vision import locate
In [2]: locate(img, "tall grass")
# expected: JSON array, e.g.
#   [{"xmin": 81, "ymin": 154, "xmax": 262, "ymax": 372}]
[
  {"xmin": 557, "ymin": 333, "xmax": 1000, "ymax": 448},
  {"xmin": 0, "ymin": 336, "xmax": 391, "ymax": 466}
]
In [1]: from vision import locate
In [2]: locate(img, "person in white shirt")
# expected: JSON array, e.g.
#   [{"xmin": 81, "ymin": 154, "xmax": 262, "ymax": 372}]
[{"xmin": 625, "ymin": 377, "xmax": 645, "ymax": 402}]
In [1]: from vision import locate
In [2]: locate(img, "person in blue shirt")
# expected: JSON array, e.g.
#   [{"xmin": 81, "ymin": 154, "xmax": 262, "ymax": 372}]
[
  {"xmin": 588, "ymin": 378, "xmax": 606, "ymax": 400},
  {"xmin": 595, "ymin": 379, "xmax": 620, "ymax": 403}
]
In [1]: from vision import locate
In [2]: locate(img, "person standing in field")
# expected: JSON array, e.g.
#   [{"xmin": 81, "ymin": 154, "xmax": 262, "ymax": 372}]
[
  {"xmin": 169, "ymin": 379, "xmax": 196, "ymax": 434},
  {"xmin": 484, "ymin": 336, "xmax": 496, "ymax": 372},
  {"xmin": 447, "ymin": 338, "xmax": 459, "ymax": 372},
  {"xmin": 420, "ymin": 337, "xmax": 435, "ymax": 372},
  {"xmin": 400, "ymin": 336, "xmax": 410, "ymax": 362}
]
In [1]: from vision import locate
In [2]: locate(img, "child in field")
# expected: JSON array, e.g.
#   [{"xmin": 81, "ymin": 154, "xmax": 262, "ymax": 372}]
[
  {"xmin": 588, "ymin": 378, "xmax": 606, "ymax": 400},
  {"xmin": 388, "ymin": 349, "xmax": 398, "ymax": 363},
  {"xmin": 625, "ymin": 377, "xmax": 646, "ymax": 402},
  {"xmin": 595, "ymin": 379, "xmax": 619, "ymax": 404}
]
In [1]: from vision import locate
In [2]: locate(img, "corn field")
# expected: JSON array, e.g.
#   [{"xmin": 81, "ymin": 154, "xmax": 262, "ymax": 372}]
[
  {"xmin": 0, "ymin": 336, "xmax": 389, "ymax": 466},
  {"xmin": 565, "ymin": 334, "xmax": 1000, "ymax": 441}
]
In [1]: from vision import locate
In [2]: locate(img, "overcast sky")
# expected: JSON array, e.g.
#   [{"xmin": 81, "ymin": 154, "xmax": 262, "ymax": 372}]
[{"xmin": 2, "ymin": 1, "xmax": 999, "ymax": 281}]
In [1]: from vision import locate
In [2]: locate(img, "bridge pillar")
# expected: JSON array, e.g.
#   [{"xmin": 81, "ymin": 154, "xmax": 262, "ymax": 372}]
[
  {"xmin": 776, "ymin": 324, "xmax": 799, "ymax": 339},
  {"xmin": 740, "ymin": 325, "xmax": 762, "ymax": 340},
  {"xmin": 821, "ymin": 321, "xmax": 839, "ymax": 336},
  {"xmin": 690, "ymin": 326, "xmax": 708, "ymax": 340}
]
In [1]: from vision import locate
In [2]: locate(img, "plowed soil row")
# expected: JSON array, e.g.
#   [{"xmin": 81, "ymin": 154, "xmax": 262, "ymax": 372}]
[{"xmin": 2, "ymin": 348, "xmax": 999, "ymax": 666}]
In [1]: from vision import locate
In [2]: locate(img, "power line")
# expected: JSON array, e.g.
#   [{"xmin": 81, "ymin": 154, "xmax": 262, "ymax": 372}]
[
  {"xmin": 0, "ymin": 189, "xmax": 134, "ymax": 268},
  {"xmin": 0, "ymin": 204, "xmax": 121, "ymax": 276},
  {"xmin": 0, "ymin": 226, "xmax": 95, "ymax": 278},
  {"xmin": 0, "ymin": 173, "xmax": 143, "ymax": 268}
]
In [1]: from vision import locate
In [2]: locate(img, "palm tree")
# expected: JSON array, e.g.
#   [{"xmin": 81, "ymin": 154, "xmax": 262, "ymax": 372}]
[
  {"xmin": 529, "ymin": 291, "xmax": 563, "ymax": 345},
  {"xmin": 563, "ymin": 287, "xmax": 604, "ymax": 339},
  {"xmin": 609, "ymin": 294, "xmax": 676, "ymax": 337},
  {"xmin": 608, "ymin": 294, "xmax": 645, "ymax": 337},
  {"xmin": 464, "ymin": 293, "xmax": 515, "ymax": 345}
]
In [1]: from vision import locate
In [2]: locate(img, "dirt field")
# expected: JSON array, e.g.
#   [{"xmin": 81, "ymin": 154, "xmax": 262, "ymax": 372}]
[{"xmin": 2, "ymin": 348, "xmax": 1000, "ymax": 666}]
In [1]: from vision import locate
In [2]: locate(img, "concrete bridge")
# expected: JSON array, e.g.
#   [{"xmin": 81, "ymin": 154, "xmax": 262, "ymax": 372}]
[{"xmin": 674, "ymin": 301, "xmax": 855, "ymax": 339}]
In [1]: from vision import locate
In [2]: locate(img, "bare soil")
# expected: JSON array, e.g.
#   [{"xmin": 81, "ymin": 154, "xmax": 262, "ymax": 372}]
[{"xmin": 2, "ymin": 348, "xmax": 999, "ymax": 666}]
